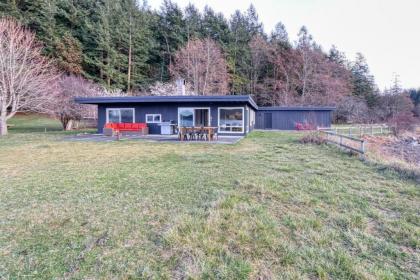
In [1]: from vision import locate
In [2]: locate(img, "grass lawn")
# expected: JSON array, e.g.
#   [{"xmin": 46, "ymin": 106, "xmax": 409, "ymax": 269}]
[{"xmin": 1, "ymin": 115, "xmax": 419, "ymax": 279}]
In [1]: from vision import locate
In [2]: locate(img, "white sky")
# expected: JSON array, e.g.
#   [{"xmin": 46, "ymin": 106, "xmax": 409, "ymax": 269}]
[{"xmin": 147, "ymin": 0, "xmax": 420, "ymax": 90}]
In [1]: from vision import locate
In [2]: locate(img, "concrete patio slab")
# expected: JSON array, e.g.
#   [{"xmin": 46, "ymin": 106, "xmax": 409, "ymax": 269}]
[{"xmin": 64, "ymin": 133, "xmax": 243, "ymax": 144}]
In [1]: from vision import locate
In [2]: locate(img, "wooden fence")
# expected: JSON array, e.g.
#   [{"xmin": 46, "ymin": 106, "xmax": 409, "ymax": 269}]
[
  {"xmin": 318, "ymin": 130, "xmax": 366, "ymax": 154},
  {"xmin": 318, "ymin": 125, "xmax": 392, "ymax": 138}
]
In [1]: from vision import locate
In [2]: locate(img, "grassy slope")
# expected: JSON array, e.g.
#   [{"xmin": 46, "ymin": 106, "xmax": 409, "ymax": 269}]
[{"xmin": 0, "ymin": 115, "xmax": 419, "ymax": 279}]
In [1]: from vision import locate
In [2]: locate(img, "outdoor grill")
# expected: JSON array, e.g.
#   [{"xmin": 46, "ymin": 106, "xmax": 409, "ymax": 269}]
[{"xmin": 159, "ymin": 121, "xmax": 176, "ymax": 135}]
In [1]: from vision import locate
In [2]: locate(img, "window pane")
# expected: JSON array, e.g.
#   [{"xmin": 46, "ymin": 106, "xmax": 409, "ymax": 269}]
[
  {"xmin": 219, "ymin": 108, "xmax": 243, "ymax": 132},
  {"xmin": 154, "ymin": 115, "xmax": 161, "ymax": 122},
  {"xmin": 179, "ymin": 109, "xmax": 194, "ymax": 126},
  {"xmin": 108, "ymin": 109, "xmax": 120, "ymax": 123},
  {"xmin": 146, "ymin": 115, "xmax": 153, "ymax": 122},
  {"xmin": 120, "ymin": 109, "xmax": 134, "ymax": 123}
]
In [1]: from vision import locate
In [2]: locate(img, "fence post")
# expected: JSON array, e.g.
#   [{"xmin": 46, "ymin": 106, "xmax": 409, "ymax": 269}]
[
  {"xmin": 349, "ymin": 127, "xmax": 351, "ymax": 137},
  {"xmin": 361, "ymin": 140, "xmax": 365, "ymax": 154},
  {"xmin": 370, "ymin": 126, "xmax": 373, "ymax": 135},
  {"xmin": 380, "ymin": 126, "xmax": 383, "ymax": 134}
]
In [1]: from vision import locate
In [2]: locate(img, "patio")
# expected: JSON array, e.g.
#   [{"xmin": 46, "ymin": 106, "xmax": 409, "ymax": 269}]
[{"xmin": 64, "ymin": 133, "xmax": 243, "ymax": 144}]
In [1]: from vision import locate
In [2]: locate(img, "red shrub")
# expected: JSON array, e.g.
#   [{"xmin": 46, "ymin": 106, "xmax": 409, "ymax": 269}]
[{"xmin": 295, "ymin": 122, "xmax": 315, "ymax": 130}]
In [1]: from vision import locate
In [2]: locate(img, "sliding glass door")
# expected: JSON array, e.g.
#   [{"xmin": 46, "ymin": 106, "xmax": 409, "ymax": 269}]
[
  {"xmin": 178, "ymin": 108, "xmax": 210, "ymax": 127},
  {"xmin": 178, "ymin": 108, "xmax": 194, "ymax": 127}
]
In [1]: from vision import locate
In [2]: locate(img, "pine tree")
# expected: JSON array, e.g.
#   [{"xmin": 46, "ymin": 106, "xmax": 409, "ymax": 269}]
[
  {"xmin": 350, "ymin": 53, "xmax": 377, "ymax": 106},
  {"xmin": 227, "ymin": 5, "xmax": 263, "ymax": 93},
  {"xmin": 155, "ymin": 0, "xmax": 186, "ymax": 81},
  {"xmin": 270, "ymin": 22, "xmax": 290, "ymax": 49},
  {"xmin": 184, "ymin": 3, "xmax": 202, "ymax": 40}
]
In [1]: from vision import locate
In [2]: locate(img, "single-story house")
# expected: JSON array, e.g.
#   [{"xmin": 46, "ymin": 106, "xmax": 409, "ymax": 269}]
[{"xmin": 75, "ymin": 95, "xmax": 334, "ymax": 136}]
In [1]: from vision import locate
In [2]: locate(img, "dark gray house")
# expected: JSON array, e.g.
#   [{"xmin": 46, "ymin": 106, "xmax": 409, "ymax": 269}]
[{"xmin": 75, "ymin": 95, "xmax": 334, "ymax": 136}]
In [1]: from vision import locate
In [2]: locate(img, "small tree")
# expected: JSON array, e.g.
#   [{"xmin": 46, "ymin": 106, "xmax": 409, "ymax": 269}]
[
  {"xmin": 0, "ymin": 18, "xmax": 59, "ymax": 136},
  {"xmin": 55, "ymin": 75, "xmax": 100, "ymax": 130}
]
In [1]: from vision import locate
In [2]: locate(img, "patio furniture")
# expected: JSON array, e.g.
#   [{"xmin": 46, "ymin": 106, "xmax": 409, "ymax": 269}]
[
  {"xmin": 103, "ymin": 127, "xmax": 115, "ymax": 136},
  {"xmin": 179, "ymin": 127, "xmax": 188, "ymax": 141},
  {"xmin": 104, "ymin": 123, "xmax": 148, "ymax": 135},
  {"xmin": 177, "ymin": 126, "xmax": 219, "ymax": 141},
  {"xmin": 188, "ymin": 127, "xmax": 195, "ymax": 140},
  {"xmin": 205, "ymin": 127, "xmax": 218, "ymax": 141},
  {"xmin": 196, "ymin": 126, "xmax": 205, "ymax": 140}
]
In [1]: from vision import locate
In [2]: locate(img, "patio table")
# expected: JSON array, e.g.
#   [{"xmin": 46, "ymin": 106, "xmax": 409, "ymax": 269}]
[{"xmin": 179, "ymin": 126, "xmax": 218, "ymax": 141}]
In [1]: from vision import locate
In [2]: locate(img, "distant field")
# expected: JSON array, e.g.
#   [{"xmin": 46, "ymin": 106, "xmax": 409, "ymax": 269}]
[{"xmin": 0, "ymin": 115, "xmax": 419, "ymax": 279}]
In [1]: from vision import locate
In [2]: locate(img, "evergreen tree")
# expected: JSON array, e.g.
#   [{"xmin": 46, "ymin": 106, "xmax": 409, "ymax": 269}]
[
  {"xmin": 228, "ymin": 5, "xmax": 264, "ymax": 93},
  {"xmin": 350, "ymin": 53, "xmax": 377, "ymax": 106},
  {"xmin": 184, "ymin": 3, "xmax": 202, "ymax": 40},
  {"xmin": 155, "ymin": 0, "xmax": 186, "ymax": 81},
  {"xmin": 201, "ymin": 6, "xmax": 230, "ymax": 48},
  {"xmin": 270, "ymin": 22, "xmax": 290, "ymax": 49}
]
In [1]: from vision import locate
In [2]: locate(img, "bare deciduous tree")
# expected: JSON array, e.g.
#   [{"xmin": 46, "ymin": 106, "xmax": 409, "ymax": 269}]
[
  {"xmin": 0, "ymin": 18, "xmax": 60, "ymax": 136},
  {"xmin": 170, "ymin": 38, "xmax": 229, "ymax": 95},
  {"xmin": 55, "ymin": 75, "xmax": 100, "ymax": 130}
]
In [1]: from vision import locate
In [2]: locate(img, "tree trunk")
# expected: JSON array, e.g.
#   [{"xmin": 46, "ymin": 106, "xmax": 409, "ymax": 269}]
[
  {"xmin": 0, "ymin": 117, "xmax": 7, "ymax": 136},
  {"xmin": 65, "ymin": 119, "xmax": 73, "ymax": 131}
]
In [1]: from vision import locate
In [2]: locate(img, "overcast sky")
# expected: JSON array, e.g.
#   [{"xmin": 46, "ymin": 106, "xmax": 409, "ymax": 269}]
[{"xmin": 147, "ymin": 0, "xmax": 419, "ymax": 90}]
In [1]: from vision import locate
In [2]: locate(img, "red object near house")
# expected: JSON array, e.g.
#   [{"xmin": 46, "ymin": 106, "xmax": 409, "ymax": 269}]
[
  {"xmin": 104, "ymin": 122, "xmax": 147, "ymax": 132},
  {"xmin": 295, "ymin": 122, "xmax": 315, "ymax": 130}
]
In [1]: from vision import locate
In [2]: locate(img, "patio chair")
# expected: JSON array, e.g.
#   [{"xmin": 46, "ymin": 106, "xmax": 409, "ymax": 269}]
[
  {"xmin": 196, "ymin": 126, "xmax": 205, "ymax": 140},
  {"xmin": 179, "ymin": 127, "xmax": 188, "ymax": 141},
  {"xmin": 208, "ymin": 127, "xmax": 218, "ymax": 141},
  {"xmin": 188, "ymin": 127, "xmax": 195, "ymax": 140}
]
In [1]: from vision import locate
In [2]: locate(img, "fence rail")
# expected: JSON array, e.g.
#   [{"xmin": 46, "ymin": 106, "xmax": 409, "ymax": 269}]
[
  {"xmin": 318, "ymin": 130, "xmax": 366, "ymax": 154},
  {"xmin": 318, "ymin": 125, "xmax": 392, "ymax": 138}
]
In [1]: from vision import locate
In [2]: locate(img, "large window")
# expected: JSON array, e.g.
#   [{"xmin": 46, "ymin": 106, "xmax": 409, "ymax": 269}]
[
  {"xmin": 218, "ymin": 107, "xmax": 244, "ymax": 133},
  {"xmin": 106, "ymin": 108, "xmax": 135, "ymax": 123},
  {"xmin": 146, "ymin": 114, "xmax": 161, "ymax": 123}
]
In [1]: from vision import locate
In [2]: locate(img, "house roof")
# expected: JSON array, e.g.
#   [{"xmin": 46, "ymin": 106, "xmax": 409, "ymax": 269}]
[
  {"xmin": 75, "ymin": 95, "xmax": 336, "ymax": 112},
  {"xmin": 75, "ymin": 95, "xmax": 259, "ymax": 110},
  {"xmin": 258, "ymin": 106, "xmax": 335, "ymax": 111}
]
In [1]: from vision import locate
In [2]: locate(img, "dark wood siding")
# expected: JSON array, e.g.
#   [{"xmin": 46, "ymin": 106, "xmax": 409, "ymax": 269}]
[
  {"xmin": 256, "ymin": 109, "xmax": 332, "ymax": 130},
  {"xmin": 97, "ymin": 101, "xmax": 251, "ymax": 136}
]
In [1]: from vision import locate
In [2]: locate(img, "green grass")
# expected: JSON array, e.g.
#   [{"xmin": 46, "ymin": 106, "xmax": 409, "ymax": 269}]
[{"xmin": 1, "ymin": 115, "xmax": 419, "ymax": 279}]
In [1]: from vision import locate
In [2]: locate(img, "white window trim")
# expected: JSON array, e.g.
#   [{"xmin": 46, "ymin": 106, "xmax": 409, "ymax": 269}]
[
  {"xmin": 218, "ymin": 107, "xmax": 245, "ymax": 134},
  {"xmin": 177, "ymin": 107, "xmax": 211, "ymax": 127},
  {"xmin": 145, "ymin": 114, "xmax": 162, "ymax": 123},
  {"xmin": 106, "ymin": 108, "xmax": 135, "ymax": 123}
]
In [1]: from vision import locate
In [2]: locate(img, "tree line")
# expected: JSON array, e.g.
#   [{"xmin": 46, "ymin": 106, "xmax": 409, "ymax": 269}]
[
  {"xmin": 0, "ymin": 1, "xmax": 370, "ymax": 99},
  {"xmin": 0, "ymin": 0, "xmax": 418, "ymax": 135}
]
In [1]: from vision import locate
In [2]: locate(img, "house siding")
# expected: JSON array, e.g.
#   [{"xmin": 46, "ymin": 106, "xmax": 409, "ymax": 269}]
[
  {"xmin": 255, "ymin": 109, "xmax": 332, "ymax": 130},
  {"xmin": 98, "ymin": 101, "xmax": 252, "ymax": 136}
]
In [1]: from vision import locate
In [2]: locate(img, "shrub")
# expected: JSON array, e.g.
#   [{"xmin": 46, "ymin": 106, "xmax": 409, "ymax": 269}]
[
  {"xmin": 299, "ymin": 132, "xmax": 326, "ymax": 145},
  {"xmin": 295, "ymin": 122, "xmax": 315, "ymax": 130},
  {"xmin": 388, "ymin": 112, "xmax": 418, "ymax": 135}
]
